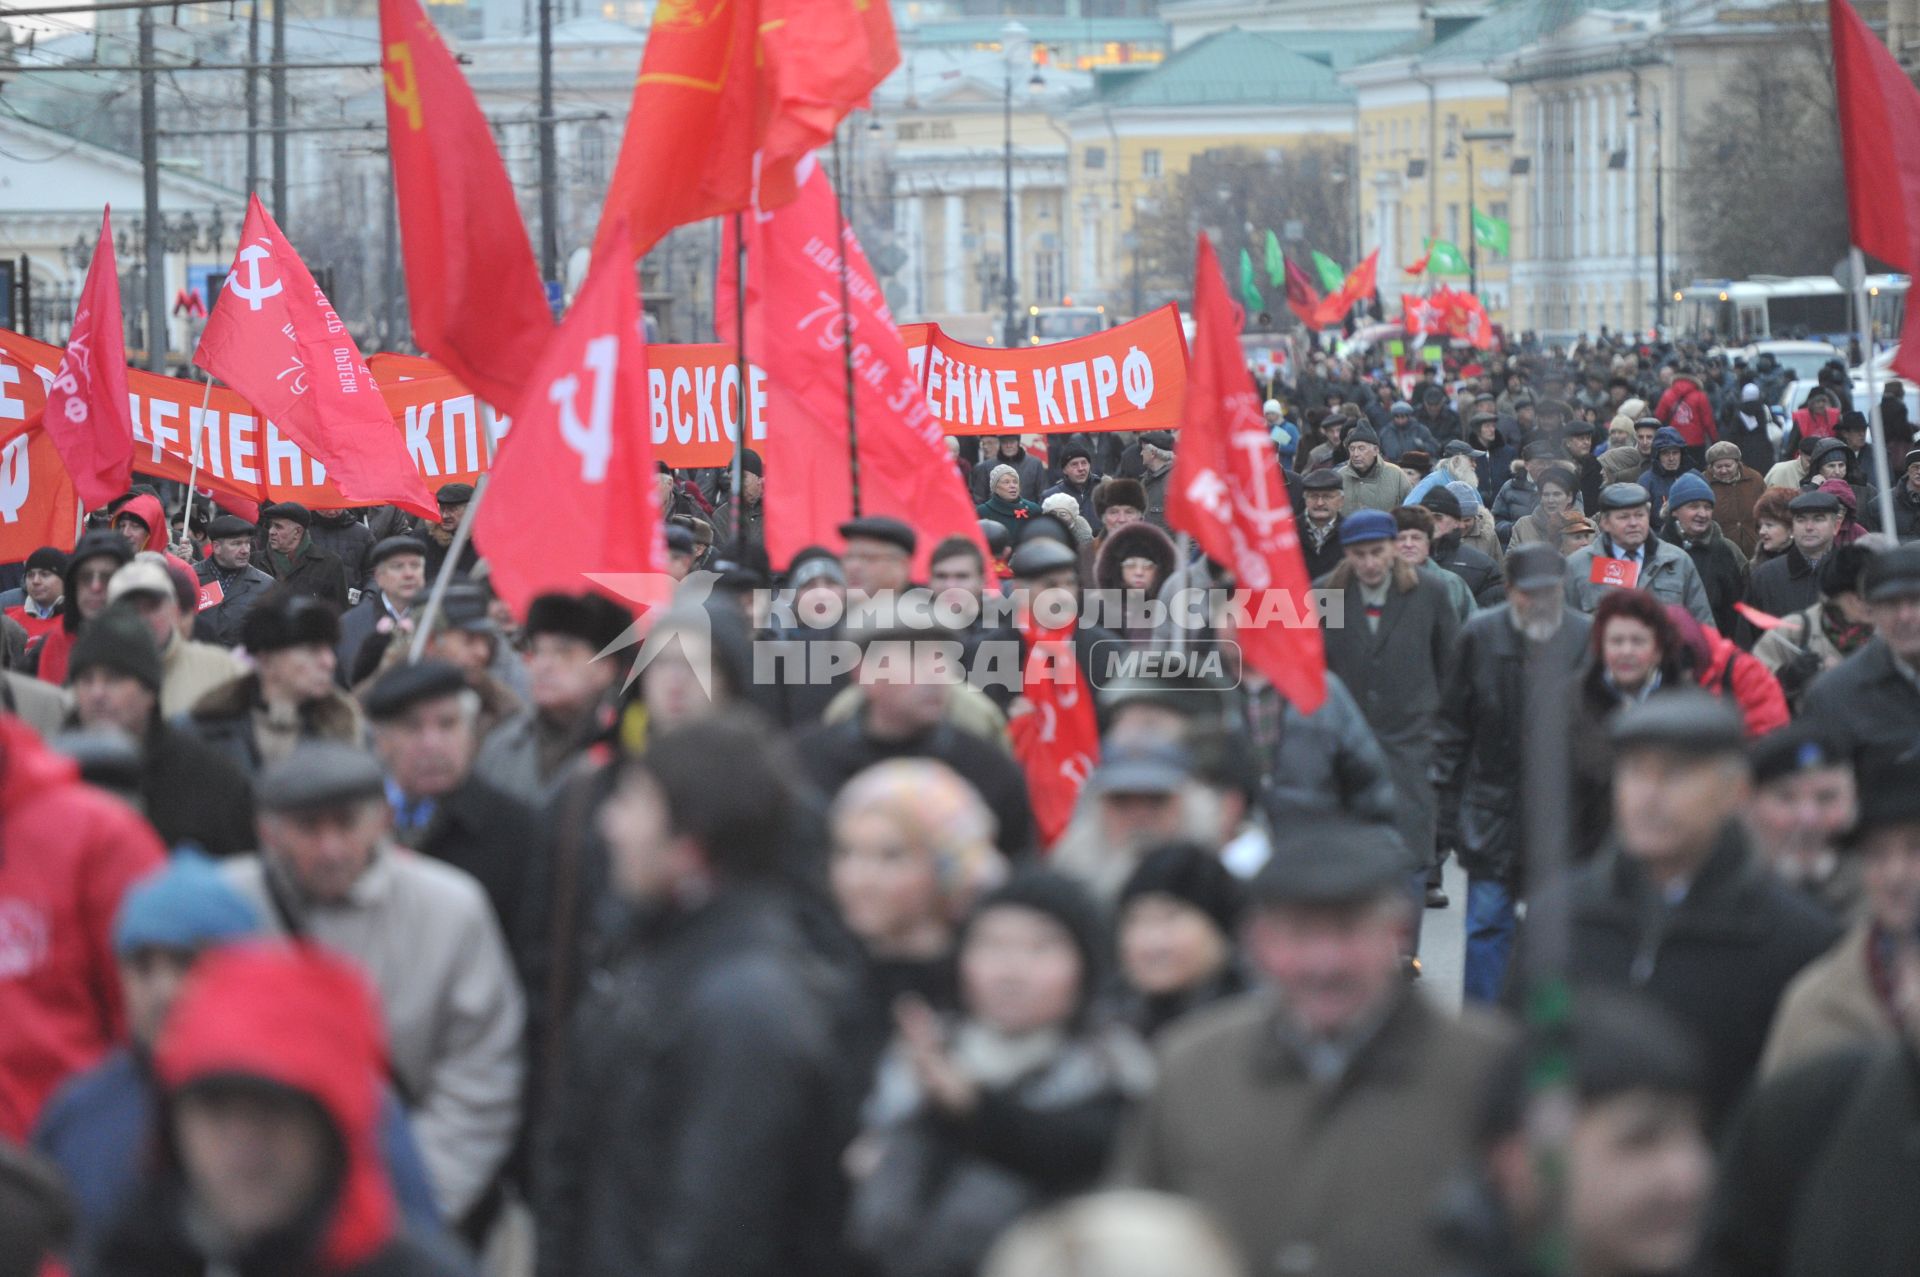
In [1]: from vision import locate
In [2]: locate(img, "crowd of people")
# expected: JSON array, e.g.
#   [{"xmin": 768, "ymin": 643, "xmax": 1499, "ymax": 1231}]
[{"xmin": 0, "ymin": 328, "xmax": 1917, "ymax": 1277}]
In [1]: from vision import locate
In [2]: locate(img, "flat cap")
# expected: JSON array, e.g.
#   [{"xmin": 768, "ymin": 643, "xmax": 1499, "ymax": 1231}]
[
  {"xmin": 1864, "ymin": 544, "xmax": 1920, "ymax": 602},
  {"xmin": 1441, "ymin": 439, "xmax": 1485, "ymax": 460},
  {"xmin": 1903, "ymin": 447, "xmax": 1920, "ymax": 470},
  {"xmin": 368, "ymin": 535, "xmax": 429, "ymax": 571},
  {"xmin": 665, "ymin": 524, "xmax": 695, "ymax": 553},
  {"xmin": 1505, "ymin": 543, "xmax": 1565, "ymax": 591},
  {"xmin": 435, "ymin": 482, "xmax": 475, "ymax": 505},
  {"xmin": 1597, "ymin": 482, "xmax": 1652, "ymax": 512},
  {"xmin": 364, "ymin": 660, "xmax": 469, "ymax": 722},
  {"xmin": 1750, "ymin": 721, "xmax": 1847, "ymax": 786},
  {"xmin": 1787, "ymin": 490, "xmax": 1841, "ymax": 515},
  {"xmin": 260, "ymin": 502, "xmax": 312, "ymax": 528},
  {"xmin": 837, "ymin": 515, "xmax": 916, "ymax": 556},
  {"xmin": 437, "ymin": 582, "xmax": 495, "ymax": 632},
  {"xmin": 1140, "ymin": 431, "xmax": 1177, "ymax": 450},
  {"xmin": 1089, "ymin": 742, "xmax": 1191, "ymax": 797},
  {"xmin": 1299, "ymin": 469, "xmax": 1343, "ymax": 491},
  {"xmin": 1007, "ymin": 536, "xmax": 1079, "ymax": 578},
  {"xmin": 207, "ymin": 514, "xmax": 255, "ymax": 540},
  {"xmin": 1339, "ymin": 509, "xmax": 1394, "ymax": 546},
  {"xmin": 1608, "ymin": 691, "xmax": 1746, "ymax": 758},
  {"xmin": 1521, "ymin": 440, "xmax": 1560, "ymax": 461},
  {"xmin": 257, "ymin": 742, "xmax": 386, "ymax": 812},
  {"xmin": 1850, "ymin": 755, "xmax": 1920, "ymax": 844},
  {"xmin": 1252, "ymin": 818, "xmax": 1412, "ymax": 906}
]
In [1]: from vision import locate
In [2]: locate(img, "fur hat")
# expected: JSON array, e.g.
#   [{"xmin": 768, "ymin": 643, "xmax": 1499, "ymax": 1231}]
[
  {"xmin": 524, "ymin": 591, "xmax": 633, "ymax": 652},
  {"xmin": 1094, "ymin": 477, "xmax": 1147, "ymax": 516},
  {"xmin": 1704, "ymin": 441, "xmax": 1743, "ymax": 469},
  {"xmin": 241, "ymin": 589, "xmax": 341, "ymax": 654}
]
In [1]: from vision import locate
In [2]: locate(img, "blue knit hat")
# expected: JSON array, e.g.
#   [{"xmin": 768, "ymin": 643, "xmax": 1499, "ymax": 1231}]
[
  {"xmin": 1339, "ymin": 508, "xmax": 1396, "ymax": 546},
  {"xmin": 1445, "ymin": 481, "xmax": 1484, "ymax": 518},
  {"xmin": 113, "ymin": 850, "xmax": 261, "ymax": 956},
  {"xmin": 1666, "ymin": 472, "xmax": 1714, "ymax": 510}
]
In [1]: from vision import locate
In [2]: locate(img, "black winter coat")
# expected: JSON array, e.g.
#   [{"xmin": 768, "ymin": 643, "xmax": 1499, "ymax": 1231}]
[
  {"xmin": 1878, "ymin": 481, "xmax": 1920, "ymax": 541},
  {"xmin": 1707, "ymin": 1044, "xmax": 1920, "ymax": 1277},
  {"xmin": 261, "ymin": 539, "xmax": 350, "ymax": 614},
  {"xmin": 1741, "ymin": 545, "xmax": 1823, "ymax": 645},
  {"xmin": 191, "ymin": 560, "xmax": 275, "ymax": 649},
  {"xmin": 1662, "ymin": 520, "xmax": 1748, "ymax": 638},
  {"xmin": 1803, "ymin": 636, "xmax": 1920, "ymax": 758},
  {"xmin": 1299, "ymin": 518, "xmax": 1345, "ymax": 583},
  {"xmin": 1432, "ymin": 536, "xmax": 1504, "ymax": 608},
  {"xmin": 407, "ymin": 774, "xmax": 540, "ymax": 942},
  {"xmin": 309, "ymin": 514, "xmax": 376, "ymax": 594},
  {"xmin": 536, "ymin": 889, "xmax": 855, "ymax": 1277},
  {"xmin": 1433, "ymin": 606, "xmax": 1591, "ymax": 885},
  {"xmin": 1536, "ymin": 827, "xmax": 1838, "ymax": 1132},
  {"xmin": 139, "ymin": 719, "xmax": 256, "ymax": 858}
]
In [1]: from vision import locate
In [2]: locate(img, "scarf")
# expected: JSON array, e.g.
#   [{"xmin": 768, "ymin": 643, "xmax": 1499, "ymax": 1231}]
[
  {"xmin": 266, "ymin": 536, "xmax": 310, "ymax": 578},
  {"xmin": 1820, "ymin": 601, "xmax": 1874, "ymax": 656}
]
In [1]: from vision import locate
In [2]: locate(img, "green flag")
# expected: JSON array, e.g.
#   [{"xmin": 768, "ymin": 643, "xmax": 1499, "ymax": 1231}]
[
  {"xmin": 1311, "ymin": 250, "xmax": 1344, "ymax": 294},
  {"xmin": 1427, "ymin": 239, "xmax": 1472, "ymax": 276},
  {"xmin": 1263, "ymin": 230, "xmax": 1286, "ymax": 289},
  {"xmin": 1239, "ymin": 248, "xmax": 1265, "ymax": 315},
  {"xmin": 1472, "ymin": 209, "xmax": 1510, "ymax": 255}
]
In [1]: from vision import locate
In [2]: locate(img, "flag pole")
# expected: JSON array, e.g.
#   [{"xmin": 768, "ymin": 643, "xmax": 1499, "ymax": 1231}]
[
  {"xmin": 832, "ymin": 129, "xmax": 861, "ymax": 518},
  {"xmin": 1852, "ymin": 247, "xmax": 1899, "ymax": 537},
  {"xmin": 407, "ymin": 473, "xmax": 487, "ymax": 664},
  {"xmin": 181, "ymin": 374, "xmax": 215, "ymax": 547},
  {"xmin": 729, "ymin": 210, "xmax": 749, "ymax": 552}
]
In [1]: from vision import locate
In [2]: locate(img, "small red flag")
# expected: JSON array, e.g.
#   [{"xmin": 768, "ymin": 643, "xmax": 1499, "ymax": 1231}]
[
  {"xmin": 380, "ymin": 0, "xmax": 552, "ymax": 412},
  {"xmin": 471, "ymin": 224, "xmax": 667, "ymax": 618},
  {"xmin": 715, "ymin": 160, "xmax": 984, "ymax": 576},
  {"xmin": 1009, "ymin": 621, "xmax": 1100, "ymax": 849},
  {"xmin": 1830, "ymin": 0, "xmax": 1920, "ymax": 381},
  {"xmin": 195, "ymin": 195, "xmax": 437, "ymax": 519},
  {"xmin": 43, "ymin": 208, "xmax": 134, "ymax": 509},
  {"xmin": 1282, "ymin": 256, "xmax": 1324, "ymax": 328},
  {"xmin": 1310, "ymin": 249, "xmax": 1379, "ymax": 328},
  {"xmin": 1167, "ymin": 233, "xmax": 1326, "ymax": 713}
]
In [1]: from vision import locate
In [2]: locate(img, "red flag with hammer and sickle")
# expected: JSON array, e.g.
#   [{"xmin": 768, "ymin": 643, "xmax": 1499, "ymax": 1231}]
[
  {"xmin": 194, "ymin": 195, "xmax": 437, "ymax": 518},
  {"xmin": 43, "ymin": 207, "xmax": 135, "ymax": 509},
  {"xmin": 380, "ymin": 0, "xmax": 552, "ymax": 412}
]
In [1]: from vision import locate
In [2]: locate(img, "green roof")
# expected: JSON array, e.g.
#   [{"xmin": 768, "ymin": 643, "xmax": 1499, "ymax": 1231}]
[
  {"xmin": 902, "ymin": 16, "xmax": 1171, "ymax": 47},
  {"xmin": 1278, "ymin": 28, "xmax": 1425, "ymax": 69},
  {"xmin": 1098, "ymin": 27, "xmax": 1356, "ymax": 108},
  {"xmin": 1408, "ymin": 0, "xmax": 1661, "ymax": 66}
]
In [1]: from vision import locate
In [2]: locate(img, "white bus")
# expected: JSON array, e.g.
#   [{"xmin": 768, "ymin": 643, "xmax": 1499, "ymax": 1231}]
[
  {"xmin": 1677, "ymin": 274, "xmax": 1908, "ymax": 345},
  {"xmin": 1023, "ymin": 303, "xmax": 1108, "ymax": 345}
]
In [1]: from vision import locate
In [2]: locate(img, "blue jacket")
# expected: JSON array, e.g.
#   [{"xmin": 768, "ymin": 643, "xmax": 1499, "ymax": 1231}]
[{"xmin": 33, "ymin": 1046, "xmax": 445, "ymax": 1253}]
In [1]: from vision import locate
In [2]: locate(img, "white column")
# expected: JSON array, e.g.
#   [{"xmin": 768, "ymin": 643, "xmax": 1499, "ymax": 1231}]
[
  {"xmin": 1008, "ymin": 189, "xmax": 1024, "ymax": 305},
  {"xmin": 942, "ymin": 193, "xmax": 965, "ymax": 314},
  {"xmin": 903, "ymin": 195, "xmax": 927, "ymax": 317}
]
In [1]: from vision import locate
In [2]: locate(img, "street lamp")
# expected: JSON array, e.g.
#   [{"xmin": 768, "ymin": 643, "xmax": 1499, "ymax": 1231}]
[
  {"xmin": 1460, "ymin": 127, "xmax": 1514, "ymax": 298},
  {"xmin": 1000, "ymin": 21, "xmax": 1043, "ymax": 347}
]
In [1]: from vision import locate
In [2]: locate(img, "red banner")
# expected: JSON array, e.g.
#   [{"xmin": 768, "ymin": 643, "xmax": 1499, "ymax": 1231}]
[
  {"xmin": 0, "ymin": 425, "xmax": 80, "ymax": 563},
  {"xmin": 902, "ymin": 305, "xmax": 1188, "ymax": 435},
  {"xmin": 44, "ymin": 210, "xmax": 134, "ymax": 509}
]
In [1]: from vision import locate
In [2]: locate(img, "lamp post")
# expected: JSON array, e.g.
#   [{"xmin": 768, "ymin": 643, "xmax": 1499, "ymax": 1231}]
[
  {"xmin": 999, "ymin": 22, "xmax": 1043, "ymax": 347},
  {"xmin": 1460, "ymin": 126, "xmax": 1514, "ymax": 299}
]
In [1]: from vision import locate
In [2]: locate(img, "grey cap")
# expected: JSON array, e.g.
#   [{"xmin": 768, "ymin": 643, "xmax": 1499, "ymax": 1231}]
[
  {"xmin": 1596, "ymin": 482, "xmax": 1652, "ymax": 512},
  {"xmin": 1299, "ymin": 469, "xmax": 1343, "ymax": 491},
  {"xmin": 1505, "ymin": 544, "xmax": 1566, "ymax": 591},
  {"xmin": 368, "ymin": 535, "xmax": 429, "ymax": 571},
  {"xmin": 1089, "ymin": 743, "xmax": 1191, "ymax": 797},
  {"xmin": 1008, "ymin": 537, "xmax": 1080, "ymax": 579},
  {"xmin": 1252, "ymin": 818, "xmax": 1412, "ymax": 906},
  {"xmin": 438, "ymin": 582, "xmax": 495, "ymax": 633},
  {"xmin": 257, "ymin": 743, "xmax": 388, "ymax": 812},
  {"xmin": 1440, "ymin": 439, "xmax": 1485, "ymax": 460},
  {"xmin": 1807, "ymin": 437, "xmax": 1852, "ymax": 466},
  {"xmin": 1788, "ymin": 489, "xmax": 1842, "ymax": 515},
  {"xmin": 1608, "ymin": 691, "xmax": 1746, "ymax": 759},
  {"xmin": 1864, "ymin": 544, "xmax": 1920, "ymax": 602}
]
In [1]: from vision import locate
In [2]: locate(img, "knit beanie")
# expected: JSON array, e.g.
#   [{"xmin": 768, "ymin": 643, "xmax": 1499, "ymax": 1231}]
[
  {"xmin": 113, "ymin": 850, "xmax": 262, "ymax": 956},
  {"xmin": 1665, "ymin": 472, "xmax": 1714, "ymax": 510},
  {"xmin": 962, "ymin": 870, "xmax": 1105, "ymax": 1012},
  {"xmin": 67, "ymin": 605, "xmax": 162, "ymax": 693},
  {"xmin": 24, "ymin": 546, "xmax": 66, "ymax": 576},
  {"xmin": 990, "ymin": 463, "xmax": 1021, "ymax": 493},
  {"xmin": 1445, "ymin": 481, "xmax": 1484, "ymax": 518},
  {"xmin": 1119, "ymin": 842, "xmax": 1245, "ymax": 939}
]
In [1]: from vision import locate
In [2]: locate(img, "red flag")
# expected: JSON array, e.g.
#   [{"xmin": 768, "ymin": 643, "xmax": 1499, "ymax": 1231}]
[
  {"xmin": 1167, "ymin": 233, "xmax": 1326, "ymax": 713},
  {"xmin": 471, "ymin": 225, "xmax": 666, "ymax": 617},
  {"xmin": 194, "ymin": 196, "xmax": 437, "ymax": 519},
  {"xmin": 715, "ymin": 159, "xmax": 984, "ymax": 576},
  {"xmin": 1282, "ymin": 257, "xmax": 1324, "ymax": 328},
  {"xmin": 1406, "ymin": 243, "xmax": 1431, "ymax": 277},
  {"xmin": 595, "ymin": 0, "xmax": 899, "ymax": 260},
  {"xmin": 1008, "ymin": 621, "xmax": 1099, "ymax": 849},
  {"xmin": 1831, "ymin": 0, "xmax": 1920, "ymax": 381},
  {"xmin": 380, "ymin": 0, "xmax": 552, "ymax": 413},
  {"xmin": 43, "ymin": 208, "xmax": 134, "ymax": 508},
  {"xmin": 1310, "ymin": 249, "xmax": 1379, "ymax": 328}
]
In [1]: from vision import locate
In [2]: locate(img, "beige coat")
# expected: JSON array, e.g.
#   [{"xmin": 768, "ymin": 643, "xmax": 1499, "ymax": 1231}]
[
  {"xmin": 2, "ymin": 672, "xmax": 69, "ymax": 739},
  {"xmin": 1117, "ymin": 989, "xmax": 1513, "ymax": 1276},
  {"xmin": 1759, "ymin": 924, "xmax": 1897, "ymax": 1079},
  {"xmin": 160, "ymin": 636, "xmax": 245, "ymax": 719}
]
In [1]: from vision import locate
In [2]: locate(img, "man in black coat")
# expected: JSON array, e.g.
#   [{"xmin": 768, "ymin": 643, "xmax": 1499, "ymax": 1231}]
[
  {"xmin": 191, "ymin": 514, "xmax": 275, "ymax": 650},
  {"xmin": 66, "ymin": 606, "xmax": 255, "ymax": 857},
  {"xmin": 1040, "ymin": 443, "xmax": 1100, "ymax": 526},
  {"xmin": 309, "ymin": 508, "xmax": 378, "ymax": 596},
  {"xmin": 1741, "ymin": 490, "xmax": 1840, "ymax": 644},
  {"xmin": 1433, "ymin": 546, "xmax": 1591, "ymax": 1003},
  {"xmin": 1297, "ymin": 469, "xmax": 1346, "ymax": 582},
  {"xmin": 1420, "ymin": 485, "xmax": 1503, "ymax": 607},
  {"xmin": 797, "ymin": 625, "xmax": 1036, "ymax": 858},
  {"xmin": 1803, "ymin": 543, "xmax": 1920, "ymax": 756},
  {"xmin": 1878, "ymin": 446, "xmax": 1920, "ymax": 541},
  {"xmin": 1660, "ymin": 471, "xmax": 1748, "ymax": 637},
  {"xmin": 1533, "ymin": 694, "xmax": 1838, "ymax": 1133},
  {"xmin": 366, "ymin": 661, "xmax": 540, "ymax": 941},
  {"xmin": 336, "ymin": 536, "xmax": 429, "ymax": 686},
  {"xmin": 257, "ymin": 502, "xmax": 349, "ymax": 615},
  {"xmin": 536, "ymin": 715, "xmax": 853, "ymax": 1277}
]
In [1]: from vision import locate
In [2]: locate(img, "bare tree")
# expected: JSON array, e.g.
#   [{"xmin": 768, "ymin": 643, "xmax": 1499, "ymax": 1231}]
[{"xmin": 1130, "ymin": 142, "xmax": 1355, "ymax": 325}]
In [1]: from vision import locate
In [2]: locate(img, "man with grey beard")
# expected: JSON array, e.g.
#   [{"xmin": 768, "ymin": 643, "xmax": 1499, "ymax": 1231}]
[{"xmin": 1433, "ymin": 544, "xmax": 1592, "ymax": 1002}]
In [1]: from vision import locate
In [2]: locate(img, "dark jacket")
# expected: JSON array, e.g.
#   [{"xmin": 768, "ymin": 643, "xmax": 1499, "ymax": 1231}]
[
  {"xmin": 1489, "ymin": 469, "xmax": 1538, "ymax": 544},
  {"xmin": 709, "ymin": 495, "xmax": 764, "ymax": 556},
  {"xmin": 969, "ymin": 448, "xmax": 1047, "ymax": 504},
  {"xmin": 1041, "ymin": 475, "xmax": 1099, "ymax": 526},
  {"xmin": 793, "ymin": 714, "xmax": 1036, "ymax": 859},
  {"xmin": 1878, "ymin": 480, "xmax": 1920, "ymax": 542},
  {"xmin": 1432, "ymin": 535, "xmax": 1504, "ymax": 608},
  {"xmin": 1299, "ymin": 517, "xmax": 1345, "ymax": 582},
  {"xmin": 190, "ymin": 560, "xmax": 275, "ymax": 650},
  {"xmin": 309, "ymin": 512, "xmax": 377, "ymax": 594},
  {"xmin": 535, "ymin": 888, "xmax": 854, "ymax": 1277},
  {"xmin": 1379, "ymin": 415, "xmax": 1440, "ymax": 463},
  {"xmin": 262, "ymin": 536, "xmax": 351, "ymax": 615},
  {"xmin": 1434, "ymin": 605, "xmax": 1592, "ymax": 885},
  {"xmin": 1542, "ymin": 827, "xmax": 1839, "ymax": 1131},
  {"xmin": 337, "ymin": 592, "xmax": 406, "ymax": 688},
  {"xmin": 1723, "ymin": 400, "xmax": 1778, "ymax": 477},
  {"xmin": 1141, "ymin": 463, "xmax": 1173, "ymax": 530},
  {"xmin": 1707, "ymin": 1043, "xmax": 1920, "ymax": 1277},
  {"xmin": 1662, "ymin": 518, "xmax": 1749, "ymax": 638},
  {"xmin": 182, "ymin": 673, "xmax": 365, "ymax": 777},
  {"xmin": 1742, "ymin": 544, "xmax": 1824, "ymax": 641},
  {"xmin": 1803, "ymin": 636, "xmax": 1920, "ymax": 758},
  {"xmin": 403, "ymin": 774, "xmax": 540, "ymax": 943},
  {"xmin": 136, "ymin": 718, "xmax": 257, "ymax": 858},
  {"xmin": 1230, "ymin": 673, "xmax": 1396, "ymax": 825}
]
